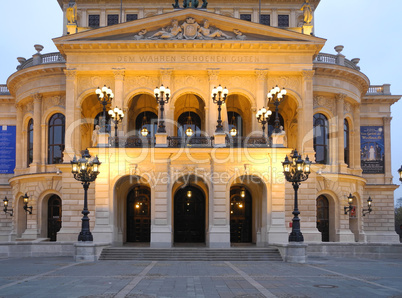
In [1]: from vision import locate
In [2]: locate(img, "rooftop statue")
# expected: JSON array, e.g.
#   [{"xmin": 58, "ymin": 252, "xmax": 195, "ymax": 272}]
[
  {"xmin": 172, "ymin": 0, "xmax": 207, "ymax": 9},
  {"xmin": 66, "ymin": 0, "xmax": 77, "ymax": 24},
  {"xmin": 300, "ymin": 0, "xmax": 313, "ymax": 25}
]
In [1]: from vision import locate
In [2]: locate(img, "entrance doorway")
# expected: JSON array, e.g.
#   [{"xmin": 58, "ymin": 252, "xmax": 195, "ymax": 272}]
[
  {"xmin": 316, "ymin": 195, "xmax": 329, "ymax": 242},
  {"xmin": 174, "ymin": 186, "xmax": 205, "ymax": 243},
  {"xmin": 47, "ymin": 195, "xmax": 62, "ymax": 241},
  {"xmin": 127, "ymin": 186, "xmax": 151, "ymax": 242},
  {"xmin": 230, "ymin": 186, "xmax": 252, "ymax": 243}
]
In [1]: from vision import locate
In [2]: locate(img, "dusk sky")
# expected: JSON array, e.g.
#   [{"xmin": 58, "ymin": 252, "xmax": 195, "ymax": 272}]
[{"xmin": 1, "ymin": 0, "xmax": 401, "ymax": 202}]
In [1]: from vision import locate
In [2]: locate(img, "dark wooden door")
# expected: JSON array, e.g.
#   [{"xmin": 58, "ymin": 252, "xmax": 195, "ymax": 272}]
[
  {"xmin": 230, "ymin": 187, "xmax": 252, "ymax": 243},
  {"xmin": 127, "ymin": 186, "xmax": 151, "ymax": 242},
  {"xmin": 174, "ymin": 186, "xmax": 205, "ymax": 243},
  {"xmin": 48, "ymin": 195, "xmax": 62, "ymax": 241},
  {"xmin": 316, "ymin": 195, "xmax": 329, "ymax": 242}
]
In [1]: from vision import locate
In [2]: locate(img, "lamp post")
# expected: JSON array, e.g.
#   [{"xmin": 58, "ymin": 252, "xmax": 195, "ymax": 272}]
[
  {"xmin": 212, "ymin": 85, "xmax": 229, "ymax": 133},
  {"xmin": 71, "ymin": 149, "xmax": 101, "ymax": 241},
  {"xmin": 256, "ymin": 107, "xmax": 272, "ymax": 138},
  {"xmin": 267, "ymin": 85, "xmax": 286, "ymax": 133},
  {"xmin": 154, "ymin": 85, "xmax": 171, "ymax": 133},
  {"xmin": 282, "ymin": 149, "xmax": 311, "ymax": 242},
  {"xmin": 108, "ymin": 106, "xmax": 124, "ymax": 146},
  {"xmin": 96, "ymin": 85, "xmax": 114, "ymax": 133}
]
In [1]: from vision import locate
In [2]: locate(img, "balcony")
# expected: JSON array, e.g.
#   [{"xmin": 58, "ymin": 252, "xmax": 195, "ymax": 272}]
[{"xmin": 107, "ymin": 135, "xmax": 272, "ymax": 148}]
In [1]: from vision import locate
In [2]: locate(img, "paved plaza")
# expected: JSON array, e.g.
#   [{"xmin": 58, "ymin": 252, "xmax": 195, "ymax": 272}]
[{"xmin": 0, "ymin": 256, "xmax": 402, "ymax": 297}]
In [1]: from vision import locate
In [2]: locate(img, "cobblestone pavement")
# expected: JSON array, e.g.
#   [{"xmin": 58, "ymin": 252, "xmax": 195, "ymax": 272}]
[{"xmin": 0, "ymin": 256, "xmax": 402, "ymax": 297}]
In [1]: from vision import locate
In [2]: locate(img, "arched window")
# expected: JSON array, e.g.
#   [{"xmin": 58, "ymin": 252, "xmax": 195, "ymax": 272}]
[
  {"xmin": 27, "ymin": 119, "xmax": 33, "ymax": 167},
  {"xmin": 344, "ymin": 119, "xmax": 350, "ymax": 166},
  {"xmin": 227, "ymin": 111, "xmax": 243, "ymax": 137},
  {"xmin": 135, "ymin": 112, "xmax": 158, "ymax": 137},
  {"xmin": 313, "ymin": 113, "xmax": 329, "ymax": 164},
  {"xmin": 177, "ymin": 112, "xmax": 201, "ymax": 137},
  {"xmin": 48, "ymin": 113, "xmax": 65, "ymax": 164}
]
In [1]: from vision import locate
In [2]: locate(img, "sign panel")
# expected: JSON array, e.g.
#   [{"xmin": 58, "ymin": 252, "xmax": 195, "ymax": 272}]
[
  {"xmin": 360, "ymin": 126, "xmax": 384, "ymax": 174},
  {"xmin": 0, "ymin": 126, "xmax": 16, "ymax": 174}
]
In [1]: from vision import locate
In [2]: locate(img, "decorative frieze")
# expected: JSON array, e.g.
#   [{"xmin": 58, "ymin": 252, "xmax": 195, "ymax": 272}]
[{"xmin": 268, "ymin": 76, "xmax": 302, "ymax": 94}]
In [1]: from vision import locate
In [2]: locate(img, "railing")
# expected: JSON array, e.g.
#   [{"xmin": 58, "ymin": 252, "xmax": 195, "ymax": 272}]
[
  {"xmin": 0, "ymin": 84, "xmax": 10, "ymax": 95},
  {"xmin": 314, "ymin": 53, "xmax": 360, "ymax": 71},
  {"xmin": 17, "ymin": 52, "xmax": 66, "ymax": 70},
  {"xmin": 367, "ymin": 85, "xmax": 384, "ymax": 95},
  {"xmin": 226, "ymin": 136, "xmax": 271, "ymax": 148},
  {"xmin": 168, "ymin": 136, "xmax": 213, "ymax": 148},
  {"xmin": 109, "ymin": 136, "xmax": 153, "ymax": 148}
]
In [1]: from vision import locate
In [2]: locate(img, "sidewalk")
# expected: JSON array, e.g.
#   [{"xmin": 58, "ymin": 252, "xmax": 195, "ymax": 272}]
[{"xmin": 0, "ymin": 256, "xmax": 401, "ymax": 297}]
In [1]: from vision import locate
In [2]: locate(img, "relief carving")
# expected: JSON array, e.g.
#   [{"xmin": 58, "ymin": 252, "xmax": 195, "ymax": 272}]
[
  {"xmin": 313, "ymin": 95, "xmax": 335, "ymax": 110},
  {"xmin": 139, "ymin": 17, "xmax": 245, "ymax": 40}
]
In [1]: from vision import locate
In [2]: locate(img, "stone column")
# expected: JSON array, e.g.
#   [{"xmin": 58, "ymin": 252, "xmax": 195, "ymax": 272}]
[
  {"xmin": 352, "ymin": 104, "xmax": 362, "ymax": 172},
  {"xmin": 160, "ymin": 68, "xmax": 173, "ymax": 136},
  {"xmin": 64, "ymin": 69, "xmax": 77, "ymax": 162},
  {"xmin": 32, "ymin": 93, "xmax": 42, "ymax": 172},
  {"xmin": 207, "ymin": 69, "xmax": 219, "ymax": 137},
  {"xmin": 255, "ymin": 69, "xmax": 268, "ymax": 134},
  {"xmin": 300, "ymin": 70, "xmax": 315, "ymax": 156},
  {"xmin": 383, "ymin": 116, "xmax": 392, "ymax": 184},
  {"xmin": 336, "ymin": 94, "xmax": 347, "ymax": 172},
  {"xmin": 113, "ymin": 69, "xmax": 125, "ymax": 138},
  {"xmin": 296, "ymin": 107, "xmax": 303, "ymax": 151}
]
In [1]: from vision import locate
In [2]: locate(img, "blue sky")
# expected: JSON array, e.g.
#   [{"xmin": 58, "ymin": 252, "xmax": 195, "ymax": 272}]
[{"xmin": 1, "ymin": 0, "xmax": 401, "ymax": 201}]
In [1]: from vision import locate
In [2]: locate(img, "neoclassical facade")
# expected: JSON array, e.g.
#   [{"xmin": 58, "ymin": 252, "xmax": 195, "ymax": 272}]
[{"xmin": 0, "ymin": 0, "xmax": 400, "ymax": 248}]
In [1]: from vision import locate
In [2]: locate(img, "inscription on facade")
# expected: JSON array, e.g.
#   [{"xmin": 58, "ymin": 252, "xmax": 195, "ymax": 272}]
[{"xmin": 117, "ymin": 55, "xmax": 259, "ymax": 63}]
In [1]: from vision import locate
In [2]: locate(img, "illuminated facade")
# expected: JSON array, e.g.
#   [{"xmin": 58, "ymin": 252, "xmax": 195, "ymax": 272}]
[{"xmin": 0, "ymin": 0, "xmax": 400, "ymax": 248}]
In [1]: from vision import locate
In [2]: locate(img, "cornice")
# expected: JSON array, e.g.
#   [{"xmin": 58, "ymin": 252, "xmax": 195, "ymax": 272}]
[
  {"xmin": 362, "ymin": 96, "xmax": 401, "ymax": 106},
  {"xmin": 313, "ymin": 64, "xmax": 369, "ymax": 96},
  {"xmin": 7, "ymin": 65, "xmax": 66, "ymax": 97}
]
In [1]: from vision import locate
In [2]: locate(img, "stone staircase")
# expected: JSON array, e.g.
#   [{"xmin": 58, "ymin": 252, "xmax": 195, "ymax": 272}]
[{"xmin": 99, "ymin": 247, "xmax": 283, "ymax": 261}]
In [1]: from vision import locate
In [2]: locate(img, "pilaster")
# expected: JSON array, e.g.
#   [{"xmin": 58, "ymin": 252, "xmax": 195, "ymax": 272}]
[
  {"xmin": 352, "ymin": 104, "xmax": 362, "ymax": 172},
  {"xmin": 64, "ymin": 69, "xmax": 77, "ymax": 162},
  {"xmin": 336, "ymin": 94, "xmax": 346, "ymax": 172},
  {"xmin": 383, "ymin": 116, "xmax": 392, "ymax": 183},
  {"xmin": 32, "ymin": 93, "xmax": 42, "ymax": 170},
  {"xmin": 300, "ymin": 70, "xmax": 315, "ymax": 156},
  {"xmin": 15, "ymin": 105, "xmax": 23, "ymax": 171}
]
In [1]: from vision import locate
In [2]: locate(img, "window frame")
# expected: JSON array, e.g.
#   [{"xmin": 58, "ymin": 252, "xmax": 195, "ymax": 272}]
[
  {"xmin": 48, "ymin": 113, "xmax": 65, "ymax": 165},
  {"xmin": 313, "ymin": 113, "xmax": 329, "ymax": 164}
]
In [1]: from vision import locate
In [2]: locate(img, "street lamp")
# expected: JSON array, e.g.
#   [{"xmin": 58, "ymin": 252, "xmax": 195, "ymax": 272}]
[
  {"xmin": 71, "ymin": 149, "xmax": 101, "ymax": 241},
  {"xmin": 96, "ymin": 85, "xmax": 114, "ymax": 133},
  {"xmin": 108, "ymin": 106, "xmax": 124, "ymax": 146},
  {"xmin": 154, "ymin": 85, "xmax": 171, "ymax": 133},
  {"xmin": 23, "ymin": 193, "xmax": 33, "ymax": 214},
  {"xmin": 185, "ymin": 112, "xmax": 194, "ymax": 137},
  {"xmin": 282, "ymin": 149, "xmax": 311, "ymax": 242},
  {"xmin": 212, "ymin": 85, "xmax": 229, "ymax": 133},
  {"xmin": 140, "ymin": 113, "xmax": 149, "ymax": 137},
  {"xmin": 267, "ymin": 85, "xmax": 286, "ymax": 133},
  {"xmin": 3, "ymin": 197, "xmax": 13, "ymax": 216},
  {"xmin": 256, "ymin": 107, "xmax": 272, "ymax": 137}
]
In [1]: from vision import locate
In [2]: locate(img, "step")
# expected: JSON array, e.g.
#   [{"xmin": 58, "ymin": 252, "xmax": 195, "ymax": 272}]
[{"xmin": 99, "ymin": 247, "xmax": 283, "ymax": 261}]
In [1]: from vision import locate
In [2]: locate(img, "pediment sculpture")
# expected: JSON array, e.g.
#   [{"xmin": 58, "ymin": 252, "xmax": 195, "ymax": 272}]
[{"xmin": 133, "ymin": 17, "xmax": 246, "ymax": 40}]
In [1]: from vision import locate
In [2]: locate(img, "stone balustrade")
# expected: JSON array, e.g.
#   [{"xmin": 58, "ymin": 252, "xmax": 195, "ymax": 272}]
[
  {"xmin": 17, "ymin": 52, "xmax": 65, "ymax": 70},
  {"xmin": 0, "ymin": 84, "xmax": 10, "ymax": 95}
]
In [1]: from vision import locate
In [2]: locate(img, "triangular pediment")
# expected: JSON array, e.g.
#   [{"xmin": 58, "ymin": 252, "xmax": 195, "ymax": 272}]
[{"xmin": 54, "ymin": 8, "xmax": 325, "ymax": 54}]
